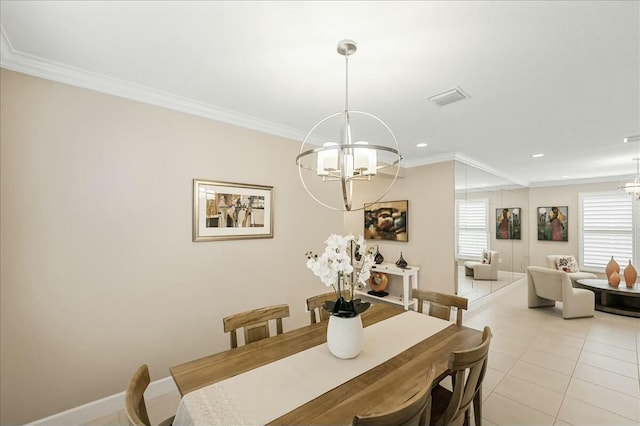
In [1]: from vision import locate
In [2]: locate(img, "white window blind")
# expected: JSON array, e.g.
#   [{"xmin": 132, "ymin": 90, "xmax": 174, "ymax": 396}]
[
  {"xmin": 579, "ymin": 192, "xmax": 636, "ymax": 270},
  {"xmin": 456, "ymin": 199, "xmax": 489, "ymax": 259}
]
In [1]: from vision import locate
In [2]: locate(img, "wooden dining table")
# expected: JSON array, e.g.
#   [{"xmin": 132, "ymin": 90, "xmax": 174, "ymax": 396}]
[{"xmin": 170, "ymin": 303, "xmax": 483, "ymax": 425}]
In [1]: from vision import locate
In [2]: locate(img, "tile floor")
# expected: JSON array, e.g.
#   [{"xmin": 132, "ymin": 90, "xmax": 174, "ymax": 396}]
[
  {"xmin": 457, "ymin": 265, "xmax": 526, "ymax": 303},
  {"xmin": 464, "ymin": 277, "xmax": 640, "ymax": 425},
  {"xmin": 89, "ymin": 276, "xmax": 639, "ymax": 425}
]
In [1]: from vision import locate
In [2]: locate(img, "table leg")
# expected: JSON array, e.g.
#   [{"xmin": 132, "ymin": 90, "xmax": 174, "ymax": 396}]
[{"xmin": 403, "ymin": 275, "xmax": 410, "ymax": 310}]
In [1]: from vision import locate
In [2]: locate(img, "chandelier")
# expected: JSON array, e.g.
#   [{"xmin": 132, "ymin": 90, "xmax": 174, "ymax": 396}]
[
  {"xmin": 618, "ymin": 158, "xmax": 640, "ymax": 201},
  {"xmin": 296, "ymin": 40, "xmax": 402, "ymax": 211}
]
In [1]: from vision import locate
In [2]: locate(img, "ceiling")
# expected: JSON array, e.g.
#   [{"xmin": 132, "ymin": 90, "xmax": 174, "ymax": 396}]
[{"xmin": 1, "ymin": 1, "xmax": 639, "ymax": 188}]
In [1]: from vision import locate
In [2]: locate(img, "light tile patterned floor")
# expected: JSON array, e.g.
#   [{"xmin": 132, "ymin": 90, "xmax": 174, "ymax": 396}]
[
  {"xmin": 457, "ymin": 266, "xmax": 526, "ymax": 303},
  {"xmin": 465, "ymin": 277, "xmax": 640, "ymax": 426},
  {"xmin": 90, "ymin": 276, "xmax": 639, "ymax": 426}
]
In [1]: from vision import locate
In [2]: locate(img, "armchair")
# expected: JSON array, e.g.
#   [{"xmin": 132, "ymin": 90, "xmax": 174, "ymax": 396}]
[
  {"xmin": 464, "ymin": 250, "xmax": 499, "ymax": 280},
  {"xmin": 527, "ymin": 266, "xmax": 594, "ymax": 319}
]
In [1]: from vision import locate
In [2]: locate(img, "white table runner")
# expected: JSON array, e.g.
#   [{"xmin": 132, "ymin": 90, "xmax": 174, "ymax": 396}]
[{"xmin": 174, "ymin": 311, "xmax": 451, "ymax": 426}]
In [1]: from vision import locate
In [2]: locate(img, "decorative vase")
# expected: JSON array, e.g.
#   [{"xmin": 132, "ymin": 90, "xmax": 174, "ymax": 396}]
[
  {"xmin": 608, "ymin": 271, "xmax": 621, "ymax": 287},
  {"xmin": 354, "ymin": 244, "xmax": 362, "ymax": 262},
  {"xmin": 605, "ymin": 256, "xmax": 620, "ymax": 279},
  {"xmin": 374, "ymin": 246, "xmax": 384, "ymax": 265},
  {"xmin": 624, "ymin": 261, "xmax": 637, "ymax": 288},
  {"xmin": 395, "ymin": 252, "xmax": 408, "ymax": 269},
  {"xmin": 369, "ymin": 271, "xmax": 389, "ymax": 294},
  {"xmin": 326, "ymin": 315, "xmax": 364, "ymax": 359}
]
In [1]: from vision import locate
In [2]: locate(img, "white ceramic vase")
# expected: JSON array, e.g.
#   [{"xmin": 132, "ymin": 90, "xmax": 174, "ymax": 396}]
[{"xmin": 327, "ymin": 315, "xmax": 363, "ymax": 359}]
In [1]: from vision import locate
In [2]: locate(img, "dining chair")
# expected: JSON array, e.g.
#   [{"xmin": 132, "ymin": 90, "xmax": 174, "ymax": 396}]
[
  {"xmin": 223, "ymin": 304, "xmax": 290, "ymax": 348},
  {"xmin": 306, "ymin": 290, "xmax": 350, "ymax": 324},
  {"xmin": 411, "ymin": 289, "xmax": 468, "ymax": 325},
  {"xmin": 430, "ymin": 326, "xmax": 492, "ymax": 426},
  {"xmin": 125, "ymin": 364, "xmax": 175, "ymax": 426},
  {"xmin": 352, "ymin": 365, "xmax": 436, "ymax": 426}
]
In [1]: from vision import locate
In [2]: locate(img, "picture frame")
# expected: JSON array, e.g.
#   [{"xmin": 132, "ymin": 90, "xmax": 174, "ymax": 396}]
[
  {"xmin": 364, "ymin": 200, "xmax": 408, "ymax": 242},
  {"xmin": 496, "ymin": 207, "xmax": 521, "ymax": 240},
  {"xmin": 193, "ymin": 179, "xmax": 273, "ymax": 241},
  {"xmin": 537, "ymin": 206, "xmax": 568, "ymax": 242}
]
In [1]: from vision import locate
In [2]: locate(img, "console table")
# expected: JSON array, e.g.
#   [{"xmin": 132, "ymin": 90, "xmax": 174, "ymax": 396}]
[
  {"xmin": 355, "ymin": 262, "xmax": 419, "ymax": 310},
  {"xmin": 575, "ymin": 279, "xmax": 640, "ymax": 318}
]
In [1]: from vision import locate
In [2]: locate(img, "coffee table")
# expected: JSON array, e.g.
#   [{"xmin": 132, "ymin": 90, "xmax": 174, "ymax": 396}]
[{"xmin": 575, "ymin": 278, "xmax": 640, "ymax": 318}]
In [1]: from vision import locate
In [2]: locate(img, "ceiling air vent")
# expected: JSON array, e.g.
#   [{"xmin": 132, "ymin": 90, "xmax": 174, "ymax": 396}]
[{"xmin": 428, "ymin": 87, "xmax": 470, "ymax": 107}]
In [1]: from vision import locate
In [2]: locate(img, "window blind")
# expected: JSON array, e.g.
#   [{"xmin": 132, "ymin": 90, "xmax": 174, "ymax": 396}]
[
  {"xmin": 456, "ymin": 199, "xmax": 489, "ymax": 259},
  {"xmin": 580, "ymin": 192, "xmax": 635, "ymax": 270}
]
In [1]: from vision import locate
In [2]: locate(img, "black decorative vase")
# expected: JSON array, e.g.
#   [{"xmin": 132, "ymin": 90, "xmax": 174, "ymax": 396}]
[
  {"xmin": 395, "ymin": 252, "xmax": 408, "ymax": 269},
  {"xmin": 374, "ymin": 245, "xmax": 384, "ymax": 264},
  {"xmin": 354, "ymin": 244, "xmax": 362, "ymax": 262}
]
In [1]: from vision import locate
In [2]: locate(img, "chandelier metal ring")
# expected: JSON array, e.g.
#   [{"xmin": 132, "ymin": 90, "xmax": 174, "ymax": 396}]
[
  {"xmin": 296, "ymin": 110, "xmax": 402, "ymax": 211},
  {"xmin": 295, "ymin": 39, "xmax": 403, "ymax": 211}
]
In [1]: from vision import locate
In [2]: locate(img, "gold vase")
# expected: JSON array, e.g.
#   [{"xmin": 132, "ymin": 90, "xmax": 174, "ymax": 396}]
[
  {"xmin": 624, "ymin": 261, "xmax": 637, "ymax": 288},
  {"xmin": 605, "ymin": 256, "xmax": 620, "ymax": 279}
]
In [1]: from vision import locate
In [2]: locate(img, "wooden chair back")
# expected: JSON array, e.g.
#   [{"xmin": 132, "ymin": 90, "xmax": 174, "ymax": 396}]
[
  {"xmin": 411, "ymin": 289, "xmax": 468, "ymax": 325},
  {"xmin": 351, "ymin": 366, "xmax": 436, "ymax": 426},
  {"xmin": 306, "ymin": 290, "xmax": 350, "ymax": 324},
  {"xmin": 352, "ymin": 365, "xmax": 436, "ymax": 426},
  {"xmin": 223, "ymin": 304, "xmax": 290, "ymax": 348},
  {"xmin": 125, "ymin": 364, "xmax": 175, "ymax": 426},
  {"xmin": 432, "ymin": 326, "xmax": 492, "ymax": 426}
]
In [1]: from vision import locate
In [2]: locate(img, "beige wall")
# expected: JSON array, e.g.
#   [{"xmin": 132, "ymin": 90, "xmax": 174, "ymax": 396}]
[
  {"xmin": 344, "ymin": 162, "xmax": 457, "ymax": 295},
  {"xmin": 528, "ymin": 181, "xmax": 620, "ymax": 272},
  {"xmin": 0, "ymin": 69, "xmax": 347, "ymax": 424},
  {"xmin": 0, "ymin": 70, "xmax": 459, "ymax": 424}
]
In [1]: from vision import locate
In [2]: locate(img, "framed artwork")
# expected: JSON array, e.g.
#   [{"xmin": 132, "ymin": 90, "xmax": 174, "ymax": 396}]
[
  {"xmin": 496, "ymin": 207, "xmax": 521, "ymax": 240},
  {"xmin": 364, "ymin": 200, "xmax": 408, "ymax": 242},
  {"xmin": 193, "ymin": 179, "xmax": 273, "ymax": 241},
  {"xmin": 537, "ymin": 206, "xmax": 568, "ymax": 242}
]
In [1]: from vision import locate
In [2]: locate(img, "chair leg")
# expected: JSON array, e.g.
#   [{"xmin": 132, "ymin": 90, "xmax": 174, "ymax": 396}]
[{"xmin": 473, "ymin": 390, "xmax": 482, "ymax": 426}]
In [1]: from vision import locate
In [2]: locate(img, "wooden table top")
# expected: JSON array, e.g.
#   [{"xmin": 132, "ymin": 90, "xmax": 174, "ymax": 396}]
[{"xmin": 170, "ymin": 303, "xmax": 483, "ymax": 425}]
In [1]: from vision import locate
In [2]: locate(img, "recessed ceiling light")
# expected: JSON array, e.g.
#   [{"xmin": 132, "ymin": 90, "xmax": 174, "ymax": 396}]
[
  {"xmin": 532, "ymin": 153, "xmax": 544, "ymax": 158},
  {"xmin": 415, "ymin": 142, "xmax": 428, "ymax": 148},
  {"xmin": 623, "ymin": 135, "xmax": 640, "ymax": 143},
  {"xmin": 561, "ymin": 175, "xmax": 569, "ymax": 178}
]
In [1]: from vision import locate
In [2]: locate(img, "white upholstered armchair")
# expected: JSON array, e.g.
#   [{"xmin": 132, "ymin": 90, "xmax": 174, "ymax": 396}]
[
  {"xmin": 527, "ymin": 266, "xmax": 594, "ymax": 319},
  {"xmin": 464, "ymin": 250, "xmax": 499, "ymax": 280}
]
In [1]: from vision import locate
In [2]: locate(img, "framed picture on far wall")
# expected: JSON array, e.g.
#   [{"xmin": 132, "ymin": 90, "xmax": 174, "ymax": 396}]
[
  {"xmin": 364, "ymin": 200, "xmax": 408, "ymax": 242},
  {"xmin": 537, "ymin": 206, "xmax": 568, "ymax": 242},
  {"xmin": 496, "ymin": 207, "xmax": 521, "ymax": 240},
  {"xmin": 193, "ymin": 179, "xmax": 273, "ymax": 241}
]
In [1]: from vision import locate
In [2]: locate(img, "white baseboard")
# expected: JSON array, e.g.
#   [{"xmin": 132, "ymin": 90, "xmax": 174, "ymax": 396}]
[{"xmin": 25, "ymin": 376, "xmax": 178, "ymax": 426}]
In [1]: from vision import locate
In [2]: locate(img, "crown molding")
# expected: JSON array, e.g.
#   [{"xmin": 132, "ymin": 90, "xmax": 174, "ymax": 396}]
[
  {"xmin": 452, "ymin": 152, "xmax": 530, "ymax": 188},
  {"xmin": 0, "ymin": 26, "xmax": 307, "ymax": 144},
  {"xmin": 401, "ymin": 151, "xmax": 457, "ymax": 167},
  {"xmin": 403, "ymin": 151, "xmax": 530, "ymax": 188},
  {"xmin": 528, "ymin": 174, "xmax": 625, "ymax": 188}
]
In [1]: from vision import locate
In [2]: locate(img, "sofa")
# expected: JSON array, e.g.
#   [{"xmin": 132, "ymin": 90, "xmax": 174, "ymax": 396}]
[
  {"xmin": 464, "ymin": 250, "xmax": 499, "ymax": 280},
  {"xmin": 545, "ymin": 255, "xmax": 597, "ymax": 286},
  {"xmin": 527, "ymin": 266, "xmax": 594, "ymax": 319}
]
